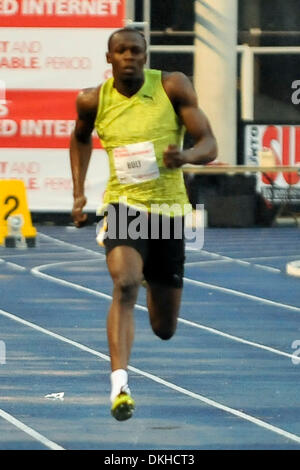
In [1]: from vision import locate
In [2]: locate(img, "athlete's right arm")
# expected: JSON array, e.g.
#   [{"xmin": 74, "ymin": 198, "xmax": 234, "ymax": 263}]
[{"xmin": 69, "ymin": 87, "xmax": 99, "ymax": 227}]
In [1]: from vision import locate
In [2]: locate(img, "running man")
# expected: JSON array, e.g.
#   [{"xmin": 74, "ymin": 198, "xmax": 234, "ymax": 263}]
[{"xmin": 70, "ymin": 27, "xmax": 217, "ymax": 421}]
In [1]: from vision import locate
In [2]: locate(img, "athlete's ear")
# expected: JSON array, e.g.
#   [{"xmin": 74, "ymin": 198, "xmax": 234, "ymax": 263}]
[{"xmin": 106, "ymin": 52, "xmax": 112, "ymax": 64}]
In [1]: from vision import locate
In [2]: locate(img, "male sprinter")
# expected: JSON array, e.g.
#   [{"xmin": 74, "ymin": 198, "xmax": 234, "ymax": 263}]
[{"xmin": 70, "ymin": 27, "xmax": 217, "ymax": 421}]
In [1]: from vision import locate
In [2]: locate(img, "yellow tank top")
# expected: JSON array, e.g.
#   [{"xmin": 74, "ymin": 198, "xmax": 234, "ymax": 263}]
[{"xmin": 94, "ymin": 69, "xmax": 191, "ymax": 216}]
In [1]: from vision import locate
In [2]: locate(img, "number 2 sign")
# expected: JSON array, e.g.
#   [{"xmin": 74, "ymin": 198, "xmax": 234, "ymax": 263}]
[{"xmin": 0, "ymin": 179, "xmax": 36, "ymax": 246}]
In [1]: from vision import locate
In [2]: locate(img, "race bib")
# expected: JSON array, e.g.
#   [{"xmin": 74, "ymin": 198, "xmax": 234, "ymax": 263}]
[{"xmin": 113, "ymin": 141, "xmax": 160, "ymax": 184}]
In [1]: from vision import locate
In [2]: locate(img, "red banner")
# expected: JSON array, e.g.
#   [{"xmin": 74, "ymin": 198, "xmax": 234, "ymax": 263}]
[
  {"xmin": 0, "ymin": 0, "xmax": 124, "ymax": 28},
  {"xmin": 0, "ymin": 0, "xmax": 124, "ymax": 211},
  {"xmin": 0, "ymin": 89, "xmax": 101, "ymax": 148}
]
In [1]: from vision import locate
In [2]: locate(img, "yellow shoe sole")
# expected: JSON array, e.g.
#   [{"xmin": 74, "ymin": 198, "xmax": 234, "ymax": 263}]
[{"xmin": 111, "ymin": 393, "xmax": 135, "ymax": 421}]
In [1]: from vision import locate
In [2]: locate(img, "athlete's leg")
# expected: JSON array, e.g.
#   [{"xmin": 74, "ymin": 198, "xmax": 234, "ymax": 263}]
[
  {"xmin": 106, "ymin": 245, "xmax": 144, "ymax": 372},
  {"xmin": 144, "ymin": 213, "xmax": 185, "ymax": 339},
  {"xmin": 146, "ymin": 283, "xmax": 182, "ymax": 340},
  {"xmin": 106, "ymin": 245, "xmax": 143, "ymax": 420}
]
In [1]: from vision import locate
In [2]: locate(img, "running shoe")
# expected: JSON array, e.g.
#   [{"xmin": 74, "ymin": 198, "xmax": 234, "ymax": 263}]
[{"xmin": 111, "ymin": 392, "xmax": 135, "ymax": 421}]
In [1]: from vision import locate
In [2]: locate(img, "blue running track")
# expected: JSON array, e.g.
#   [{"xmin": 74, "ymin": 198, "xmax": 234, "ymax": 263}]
[{"xmin": 0, "ymin": 225, "xmax": 300, "ymax": 450}]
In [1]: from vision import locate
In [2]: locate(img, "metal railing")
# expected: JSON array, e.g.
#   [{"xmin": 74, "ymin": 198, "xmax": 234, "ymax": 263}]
[
  {"xmin": 125, "ymin": 1, "xmax": 300, "ymax": 123},
  {"xmin": 148, "ymin": 43, "xmax": 300, "ymax": 123},
  {"xmin": 239, "ymin": 45, "xmax": 300, "ymax": 121}
]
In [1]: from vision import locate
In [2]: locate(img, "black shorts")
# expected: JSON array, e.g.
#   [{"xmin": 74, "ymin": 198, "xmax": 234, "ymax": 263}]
[{"xmin": 101, "ymin": 203, "xmax": 185, "ymax": 288}]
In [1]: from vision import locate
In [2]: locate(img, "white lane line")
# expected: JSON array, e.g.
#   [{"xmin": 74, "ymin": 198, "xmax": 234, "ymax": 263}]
[
  {"xmin": 247, "ymin": 264, "xmax": 280, "ymax": 273},
  {"xmin": 0, "ymin": 308, "xmax": 111, "ymax": 362},
  {"xmin": 178, "ymin": 317, "xmax": 296, "ymax": 361},
  {"xmin": 183, "ymin": 276, "xmax": 300, "ymax": 312},
  {"xmin": 30, "ymin": 260, "xmax": 298, "ymax": 361},
  {"xmin": 38, "ymin": 231, "xmax": 282, "ymax": 273},
  {"xmin": 5, "ymin": 262, "xmax": 27, "ymax": 272},
  {"xmin": 251, "ymin": 265, "xmax": 282, "ymax": 273},
  {"xmin": 0, "ymin": 408, "xmax": 64, "ymax": 450},
  {"xmin": 27, "ymin": 234, "xmax": 300, "ymax": 355},
  {"xmin": 37, "ymin": 232, "xmax": 105, "ymax": 258},
  {"xmin": 200, "ymin": 250, "xmax": 281, "ymax": 273},
  {"xmin": 242, "ymin": 255, "xmax": 300, "ymax": 261},
  {"xmin": 31, "ymin": 260, "xmax": 113, "ymax": 303},
  {"xmin": 1, "ymin": 258, "xmax": 27, "ymax": 271},
  {"xmin": 0, "ymin": 252, "xmax": 92, "ymax": 259},
  {"xmin": 185, "ymin": 260, "xmax": 231, "ymax": 267},
  {"xmin": 39, "ymin": 253, "xmax": 296, "ymax": 316},
  {"xmin": 1, "ymin": 307, "xmax": 300, "ymax": 446}
]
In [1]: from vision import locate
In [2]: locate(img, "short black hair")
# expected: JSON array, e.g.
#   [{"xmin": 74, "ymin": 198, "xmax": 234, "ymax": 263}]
[{"xmin": 107, "ymin": 27, "xmax": 147, "ymax": 52}]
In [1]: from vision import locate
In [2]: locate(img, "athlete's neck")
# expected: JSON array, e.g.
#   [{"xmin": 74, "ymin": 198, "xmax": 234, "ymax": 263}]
[{"xmin": 113, "ymin": 75, "xmax": 145, "ymax": 98}]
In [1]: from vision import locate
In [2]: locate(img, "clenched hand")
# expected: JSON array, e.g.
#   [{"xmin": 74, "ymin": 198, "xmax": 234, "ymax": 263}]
[
  {"xmin": 72, "ymin": 195, "xmax": 88, "ymax": 228},
  {"xmin": 163, "ymin": 144, "xmax": 186, "ymax": 169}
]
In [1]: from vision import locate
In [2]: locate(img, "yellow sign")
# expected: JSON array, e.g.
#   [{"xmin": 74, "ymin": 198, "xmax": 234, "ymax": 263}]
[{"xmin": 0, "ymin": 180, "xmax": 37, "ymax": 246}]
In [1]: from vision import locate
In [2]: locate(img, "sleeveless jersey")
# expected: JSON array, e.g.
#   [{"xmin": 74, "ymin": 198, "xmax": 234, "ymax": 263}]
[{"xmin": 94, "ymin": 69, "xmax": 191, "ymax": 216}]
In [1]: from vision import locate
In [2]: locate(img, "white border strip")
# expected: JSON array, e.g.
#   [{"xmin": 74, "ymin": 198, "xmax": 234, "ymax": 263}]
[
  {"xmin": 0, "ymin": 408, "xmax": 64, "ymax": 450},
  {"xmin": 1, "ymin": 307, "xmax": 300, "ymax": 445}
]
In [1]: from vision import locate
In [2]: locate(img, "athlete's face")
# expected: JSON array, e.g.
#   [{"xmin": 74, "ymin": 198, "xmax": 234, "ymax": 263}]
[{"xmin": 106, "ymin": 32, "xmax": 147, "ymax": 81}]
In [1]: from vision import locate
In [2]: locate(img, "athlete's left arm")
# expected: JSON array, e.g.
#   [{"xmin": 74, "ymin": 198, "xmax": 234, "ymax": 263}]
[{"xmin": 162, "ymin": 72, "xmax": 218, "ymax": 168}]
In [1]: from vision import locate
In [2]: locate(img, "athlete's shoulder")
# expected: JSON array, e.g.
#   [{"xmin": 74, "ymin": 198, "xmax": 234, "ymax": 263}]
[
  {"xmin": 162, "ymin": 71, "xmax": 197, "ymax": 108},
  {"xmin": 162, "ymin": 71, "xmax": 193, "ymax": 91},
  {"xmin": 76, "ymin": 85, "xmax": 101, "ymax": 119},
  {"xmin": 76, "ymin": 84, "xmax": 106, "ymax": 120},
  {"xmin": 145, "ymin": 69, "xmax": 191, "ymax": 94}
]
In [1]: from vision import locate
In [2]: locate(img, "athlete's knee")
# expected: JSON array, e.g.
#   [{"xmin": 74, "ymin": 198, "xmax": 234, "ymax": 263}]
[
  {"xmin": 113, "ymin": 276, "xmax": 141, "ymax": 305},
  {"xmin": 156, "ymin": 329, "xmax": 175, "ymax": 341},
  {"xmin": 151, "ymin": 322, "xmax": 177, "ymax": 341}
]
